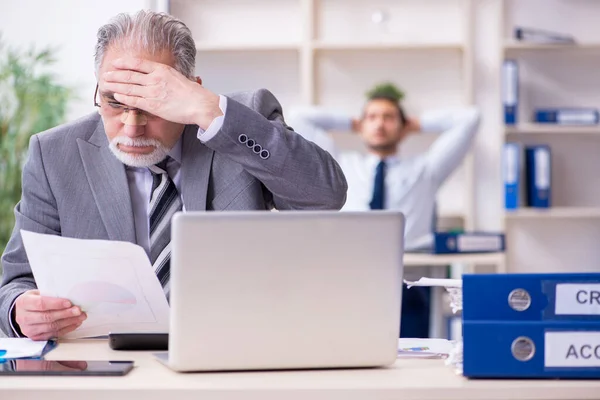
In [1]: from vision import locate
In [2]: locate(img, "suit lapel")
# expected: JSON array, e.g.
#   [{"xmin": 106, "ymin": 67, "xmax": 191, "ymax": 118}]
[
  {"xmin": 77, "ymin": 122, "xmax": 136, "ymax": 243},
  {"xmin": 180, "ymin": 125, "xmax": 214, "ymax": 211}
]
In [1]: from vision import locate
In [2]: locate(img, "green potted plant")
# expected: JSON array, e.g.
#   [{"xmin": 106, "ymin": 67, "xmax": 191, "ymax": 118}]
[{"xmin": 0, "ymin": 37, "xmax": 73, "ymax": 257}]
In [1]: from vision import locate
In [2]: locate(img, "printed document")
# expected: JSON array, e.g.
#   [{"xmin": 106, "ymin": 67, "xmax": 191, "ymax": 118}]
[{"xmin": 20, "ymin": 230, "xmax": 170, "ymax": 339}]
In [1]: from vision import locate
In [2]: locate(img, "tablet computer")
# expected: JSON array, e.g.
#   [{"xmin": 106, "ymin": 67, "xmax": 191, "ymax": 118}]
[{"xmin": 0, "ymin": 359, "xmax": 134, "ymax": 376}]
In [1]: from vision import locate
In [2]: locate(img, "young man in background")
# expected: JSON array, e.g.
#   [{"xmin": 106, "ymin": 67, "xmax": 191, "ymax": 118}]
[{"xmin": 288, "ymin": 85, "xmax": 480, "ymax": 337}]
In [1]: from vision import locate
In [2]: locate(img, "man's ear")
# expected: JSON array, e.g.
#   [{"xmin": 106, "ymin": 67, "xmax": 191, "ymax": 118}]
[
  {"xmin": 195, "ymin": 76, "xmax": 202, "ymax": 85},
  {"xmin": 352, "ymin": 118, "xmax": 362, "ymax": 133}
]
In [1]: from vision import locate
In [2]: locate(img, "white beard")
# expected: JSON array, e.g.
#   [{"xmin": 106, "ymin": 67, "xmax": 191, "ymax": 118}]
[{"xmin": 109, "ymin": 136, "xmax": 170, "ymax": 168}]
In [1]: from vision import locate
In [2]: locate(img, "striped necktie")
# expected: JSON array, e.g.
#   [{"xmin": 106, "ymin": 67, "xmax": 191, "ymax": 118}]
[{"xmin": 148, "ymin": 158, "xmax": 182, "ymax": 297}]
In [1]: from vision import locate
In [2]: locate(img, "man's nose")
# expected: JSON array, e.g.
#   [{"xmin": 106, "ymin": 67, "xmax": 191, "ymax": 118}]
[{"xmin": 121, "ymin": 110, "xmax": 147, "ymax": 137}]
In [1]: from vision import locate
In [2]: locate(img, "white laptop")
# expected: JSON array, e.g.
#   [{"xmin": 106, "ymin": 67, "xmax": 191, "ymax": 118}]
[{"xmin": 160, "ymin": 210, "xmax": 404, "ymax": 372}]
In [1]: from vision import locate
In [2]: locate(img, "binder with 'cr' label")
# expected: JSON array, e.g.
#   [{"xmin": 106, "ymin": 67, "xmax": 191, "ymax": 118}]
[{"xmin": 462, "ymin": 273, "xmax": 600, "ymax": 322}]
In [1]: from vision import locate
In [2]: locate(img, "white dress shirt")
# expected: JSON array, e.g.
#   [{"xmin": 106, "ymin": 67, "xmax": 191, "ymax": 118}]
[{"xmin": 288, "ymin": 106, "xmax": 480, "ymax": 250}]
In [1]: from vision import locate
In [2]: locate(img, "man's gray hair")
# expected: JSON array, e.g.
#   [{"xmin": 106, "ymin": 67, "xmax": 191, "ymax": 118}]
[{"xmin": 94, "ymin": 10, "xmax": 196, "ymax": 78}]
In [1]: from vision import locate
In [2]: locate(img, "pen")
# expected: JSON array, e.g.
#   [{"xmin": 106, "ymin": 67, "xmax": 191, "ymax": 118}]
[{"xmin": 402, "ymin": 347, "xmax": 430, "ymax": 352}]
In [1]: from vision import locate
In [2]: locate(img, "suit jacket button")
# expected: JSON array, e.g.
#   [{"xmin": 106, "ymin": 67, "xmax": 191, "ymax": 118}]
[
  {"xmin": 238, "ymin": 134, "xmax": 248, "ymax": 144},
  {"xmin": 260, "ymin": 150, "xmax": 270, "ymax": 160},
  {"xmin": 253, "ymin": 144, "xmax": 262, "ymax": 154},
  {"xmin": 246, "ymin": 139, "xmax": 255, "ymax": 148}
]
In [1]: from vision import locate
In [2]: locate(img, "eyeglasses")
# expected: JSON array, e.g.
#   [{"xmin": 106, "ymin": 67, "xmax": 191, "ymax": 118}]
[{"xmin": 94, "ymin": 84, "xmax": 153, "ymax": 117}]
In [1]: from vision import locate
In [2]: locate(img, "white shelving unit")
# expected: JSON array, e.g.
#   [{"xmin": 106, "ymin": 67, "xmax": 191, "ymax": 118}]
[
  {"xmin": 500, "ymin": 0, "xmax": 600, "ymax": 273},
  {"xmin": 165, "ymin": 0, "xmax": 477, "ymax": 231},
  {"xmin": 159, "ymin": 0, "xmax": 482, "ymax": 340}
]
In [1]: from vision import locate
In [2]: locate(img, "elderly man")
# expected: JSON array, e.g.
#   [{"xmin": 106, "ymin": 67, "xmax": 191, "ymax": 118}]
[{"xmin": 0, "ymin": 10, "xmax": 347, "ymax": 340}]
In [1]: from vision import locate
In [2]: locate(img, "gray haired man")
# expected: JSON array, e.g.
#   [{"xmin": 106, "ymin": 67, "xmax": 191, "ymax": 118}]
[{"xmin": 0, "ymin": 10, "xmax": 347, "ymax": 340}]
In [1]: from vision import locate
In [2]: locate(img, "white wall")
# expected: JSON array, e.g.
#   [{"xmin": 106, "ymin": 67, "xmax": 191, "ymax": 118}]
[{"xmin": 0, "ymin": 0, "xmax": 149, "ymax": 121}]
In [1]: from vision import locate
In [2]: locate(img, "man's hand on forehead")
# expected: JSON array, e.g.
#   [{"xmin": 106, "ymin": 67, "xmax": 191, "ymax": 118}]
[
  {"xmin": 105, "ymin": 57, "xmax": 162, "ymax": 84},
  {"xmin": 102, "ymin": 57, "xmax": 163, "ymax": 94},
  {"xmin": 101, "ymin": 56, "xmax": 222, "ymax": 128},
  {"xmin": 112, "ymin": 56, "xmax": 159, "ymax": 73}
]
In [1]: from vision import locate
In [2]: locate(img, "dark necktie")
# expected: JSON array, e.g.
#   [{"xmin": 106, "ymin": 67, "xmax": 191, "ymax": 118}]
[
  {"xmin": 369, "ymin": 160, "xmax": 386, "ymax": 210},
  {"xmin": 148, "ymin": 158, "xmax": 183, "ymax": 296}
]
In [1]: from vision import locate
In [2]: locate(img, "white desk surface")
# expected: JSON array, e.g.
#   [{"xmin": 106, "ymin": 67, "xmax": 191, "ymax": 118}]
[{"xmin": 1, "ymin": 339, "xmax": 599, "ymax": 400}]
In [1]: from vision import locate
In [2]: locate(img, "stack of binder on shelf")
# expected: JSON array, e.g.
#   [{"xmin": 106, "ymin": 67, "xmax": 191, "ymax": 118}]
[
  {"xmin": 407, "ymin": 231, "xmax": 505, "ymax": 254},
  {"xmin": 432, "ymin": 231, "xmax": 505, "ymax": 254},
  {"xmin": 503, "ymin": 143, "xmax": 551, "ymax": 210},
  {"xmin": 462, "ymin": 273, "xmax": 600, "ymax": 378},
  {"xmin": 514, "ymin": 26, "xmax": 576, "ymax": 45},
  {"xmin": 535, "ymin": 108, "xmax": 600, "ymax": 125}
]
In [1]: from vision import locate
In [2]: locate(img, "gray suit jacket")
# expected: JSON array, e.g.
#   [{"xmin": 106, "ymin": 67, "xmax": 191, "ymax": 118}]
[{"xmin": 0, "ymin": 88, "xmax": 347, "ymax": 336}]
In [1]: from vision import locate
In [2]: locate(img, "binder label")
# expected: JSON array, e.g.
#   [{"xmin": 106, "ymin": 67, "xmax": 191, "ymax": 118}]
[
  {"xmin": 545, "ymin": 332, "xmax": 600, "ymax": 367},
  {"xmin": 534, "ymin": 148, "xmax": 550, "ymax": 190},
  {"xmin": 557, "ymin": 110, "xmax": 597, "ymax": 125},
  {"xmin": 457, "ymin": 235, "xmax": 502, "ymax": 252},
  {"xmin": 502, "ymin": 61, "xmax": 518, "ymax": 105},
  {"xmin": 503, "ymin": 145, "xmax": 518, "ymax": 184},
  {"xmin": 555, "ymin": 284, "xmax": 600, "ymax": 315}
]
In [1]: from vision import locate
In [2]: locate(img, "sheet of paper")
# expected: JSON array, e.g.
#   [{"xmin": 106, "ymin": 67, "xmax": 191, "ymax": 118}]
[
  {"xmin": 0, "ymin": 338, "xmax": 49, "ymax": 359},
  {"xmin": 404, "ymin": 278, "xmax": 462, "ymax": 288},
  {"xmin": 397, "ymin": 338, "xmax": 455, "ymax": 359},
  {"xmin": 20, "ymin": 230, "xmax": 170, "ymax": 339},
  {"xmin": 404, "ymin": 278, "xmax": 463, "ymax": 313}
]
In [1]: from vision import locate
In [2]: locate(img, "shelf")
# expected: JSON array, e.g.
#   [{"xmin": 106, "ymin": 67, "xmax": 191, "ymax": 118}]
[
  {"xmin": 404, "ymin": 252, "xmax": 505, "ymax": 267},
  {"xmin": 505, "ymin": 207, "xmax": 600, "ymax": 219},
  {"xmin": 506, "ymin": 124, "xmax": 600, "ymax": 135},
  {"xmin": 313, "ymin": 41, "xmax": 464, "ymax": 51},
  {"xmin": 504, "ymin": 41, "xmax": 600, "ymax": 51},
  {"xmin": 196, "ymin": 42, "xmax": 464, "ymax": 52},
  {"xmin": 196, "ymin": 43, "xmax": 300, "ymax": 52},
  {"xmin": 438, "ymin": 212, "xmax": 466, "ymax": 220}
]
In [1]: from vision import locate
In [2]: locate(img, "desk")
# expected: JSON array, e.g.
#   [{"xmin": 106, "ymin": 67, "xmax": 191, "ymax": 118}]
[
  {"xmin": 403, "ymin": 252, "xmax": 506, "ymax": 339},
  {"xmin": 1, "ymin": 340, "xmax": 600, "ymax": 400}
]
